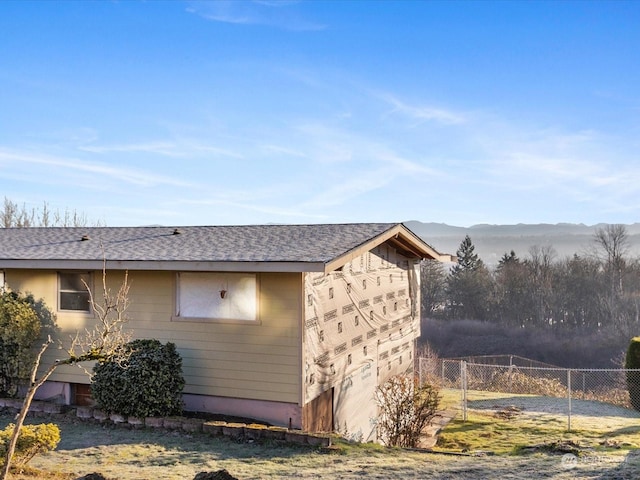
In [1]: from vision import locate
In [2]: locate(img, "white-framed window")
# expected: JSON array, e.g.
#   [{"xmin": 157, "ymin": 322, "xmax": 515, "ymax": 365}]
[
  {"xmin": 176, "ymin": 272, "xmax": 258, "ymax": 322},
  {"xmin": 58, "ymin": 272, "xmax": 91, "ymax": 312},
  {"xmin": 0, "ymin": 270, "xmax": 5, "ymax": 292}
]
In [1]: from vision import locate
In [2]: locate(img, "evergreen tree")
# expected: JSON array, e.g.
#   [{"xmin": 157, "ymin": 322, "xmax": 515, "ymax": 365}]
[
  {"xmin": 446, "ymin": 236, "xmax": 492, "ymax": 320},
  {"xmin": 451, "ymin": 235, "xmax": 484, "ymax": 274}
]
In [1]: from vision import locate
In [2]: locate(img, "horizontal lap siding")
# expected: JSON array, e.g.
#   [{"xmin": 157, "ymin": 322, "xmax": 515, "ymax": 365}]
[{"xmin": 5, "ymin": 269, "xmax": 302, "ymax": 404}]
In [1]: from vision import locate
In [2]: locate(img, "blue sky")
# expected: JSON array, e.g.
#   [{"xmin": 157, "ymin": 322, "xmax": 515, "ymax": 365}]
[{"xmin": 1, "ymin": 1, "xmax": 639, "ymax": 227}]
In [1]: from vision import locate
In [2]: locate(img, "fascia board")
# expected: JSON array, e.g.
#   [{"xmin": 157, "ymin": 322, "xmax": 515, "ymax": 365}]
[
  {"xmin": 0, "ymin": 259, "xmax": 326, "ymax": 273},
  {"xmin": 323, "ymin": 224, "xmax": 452, "ymax": 274}
]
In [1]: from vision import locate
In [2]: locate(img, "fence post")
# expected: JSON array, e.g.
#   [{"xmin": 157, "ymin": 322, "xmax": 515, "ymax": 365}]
[
  {"xmin": 567, "ymin": 369, "xmax": 572, "ymax": 432},
  {"xmin": 461, "ymin": 360, "xmax": 468, "ymax": 422}
]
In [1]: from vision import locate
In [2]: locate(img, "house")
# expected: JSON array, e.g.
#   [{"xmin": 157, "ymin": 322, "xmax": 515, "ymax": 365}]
[{"xmin": 0, "ymin": 223, "xmax": 452, "ymax": 442}]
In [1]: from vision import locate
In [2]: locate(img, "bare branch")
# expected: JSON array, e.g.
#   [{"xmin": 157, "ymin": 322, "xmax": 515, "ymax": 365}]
[{"xmin": 1, "ymin": 264, "xmax": 131, "ymax": 479}]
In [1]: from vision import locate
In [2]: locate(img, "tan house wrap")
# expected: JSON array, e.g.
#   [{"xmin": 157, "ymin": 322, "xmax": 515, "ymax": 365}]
[{"xmin": 0, "ymin": 223, "xmax": 451, "ymax": 440}]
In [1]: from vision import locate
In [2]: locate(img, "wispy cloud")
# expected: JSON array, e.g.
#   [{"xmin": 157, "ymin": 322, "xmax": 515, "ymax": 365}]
[
  {"xmin": 260, "ymin": 144, "xmax": 307, "ymax": 158},
  {"xmin": 78, "ymin": 139, "xmax": 244, "ymax": 159},
  {"xmin": 475, "ymin": 124, "xmax": 640, "ymax": 214},
  {"xmin": 375, "ymin": 92, "xmax": 467, "ymax": 126},
  {"xmin": 287, "ymin": 122, "xmax": 449, "ymax": 211},
  {"xmin": 0, "ymin": 148, "xmax": 193, "ymax": 188},
  {"xmin": 186, "ymin": 0, "xmax": 326, "ymax": 31}
]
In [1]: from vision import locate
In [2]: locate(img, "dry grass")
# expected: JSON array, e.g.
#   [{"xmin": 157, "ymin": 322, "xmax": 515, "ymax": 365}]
[{"xmin": 1, "ymin": 408, "xmax": 639, "ymax": 479}]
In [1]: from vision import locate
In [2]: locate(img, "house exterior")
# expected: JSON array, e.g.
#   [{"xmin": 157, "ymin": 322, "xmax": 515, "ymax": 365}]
[{"xmin": 0, "ymin": 223, "xmax": 451, "ymax": 442}]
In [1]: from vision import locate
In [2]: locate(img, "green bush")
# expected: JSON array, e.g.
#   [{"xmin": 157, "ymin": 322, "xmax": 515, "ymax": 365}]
[
  {"xmin": 91, "ymin": 339, "xmax": 185, "ymax": 418},
  {"xmin": 625, "ymin": 337, "xmax": 640, "ymax": 411},
  {"xmin": 0, "ymin": 291, "xmax": 42, "ymax": 397},
  {"xmin": 0, "ymin": 423, "xmax": 60, "ymax": 468}
]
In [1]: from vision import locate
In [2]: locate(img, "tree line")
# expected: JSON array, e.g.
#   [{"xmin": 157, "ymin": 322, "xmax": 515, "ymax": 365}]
[
  {"xmin": 422, "ymin": 224, "xmax": 640, "ymax": 338},
  {"xmin": 0, "ymin": 197, "xmax": 103, "ymax": 228}
]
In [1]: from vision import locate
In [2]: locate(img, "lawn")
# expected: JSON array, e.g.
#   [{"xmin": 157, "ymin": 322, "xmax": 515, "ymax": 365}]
[{"xmin": 1, "ymin": 405, "xmax": 640, "ymax": 479}]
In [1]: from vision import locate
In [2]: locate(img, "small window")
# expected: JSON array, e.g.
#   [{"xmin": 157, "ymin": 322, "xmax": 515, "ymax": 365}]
[
  {"xmin": 377, "ymin": 276, "xmax": 381, "ymax": 286},
  {"xmin": 354, "ymin": 315, "xmax": 359, "ymax": 327},
  {"xmin": 0, "ymin": 270, "xmax": 4, "ymax": 292},
  {"xmin": 389, "ymin": 274, "xmax": 393, "ymax": 283},
  {"xmin": 347, "ymin": 354, "xmax": 352, "ymax": 365},
  {"xmin": 346, "ymin": 283, "xmax": 351, "ymax": 294},
  {"xmin": 337, "ymin": 322, "xmax": 343, "ymax": 334},
  {"xmin": 58, "ymin": 272, "xmax": 91, "ymax": 312},
  {"xmin": 319, "ymin": 330, "xmax": 325, "ymax": 342},
  {"xmin": 329, "ymin": 287, "xmax": 334, "ymax": 299},
  {"xmin": 363, "ymin": 345, "xmax": 368, "ymax": 356},
  {"xmin": 362, "ymin": 279, "xmax": 367, "ymax": 290},
  {"xmin": 307, "ymin": 294, "xmax": 313, "ymax": 306}
]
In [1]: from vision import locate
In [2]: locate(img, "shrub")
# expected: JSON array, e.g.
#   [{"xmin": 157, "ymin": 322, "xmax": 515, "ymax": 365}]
[
  {"xmin": 625, "ymin": 337, "xmax": 640, "ymax": 411},
  {"xmin": 0, "ymin": 291, "xmax": 42, "ymax": 397},
  {"xmin": 91, "ymin": 339, "xmax": 185, "ymax": 418},
  {"xmin": 374, "ymin": 374, "xmax": 440, "ymax": 448},
  {"xmin": 471, "ymin": 370, "xmax": 568, "ymax": 397},
  {"xmin": 0, "ymin": 423, "xmax": 60, "ymax": 468}
]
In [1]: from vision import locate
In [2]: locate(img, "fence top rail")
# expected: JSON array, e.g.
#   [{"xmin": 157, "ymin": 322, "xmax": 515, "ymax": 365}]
[
  {"xmin": 448, "ymin": 361, "xmax": 640, "ymax": 373},
  {"xmin": 443, "ymin": 354, "xmax": 560, "ymax": 368}
]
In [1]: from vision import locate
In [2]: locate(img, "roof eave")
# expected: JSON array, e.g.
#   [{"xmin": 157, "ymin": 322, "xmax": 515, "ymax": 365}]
[{"xmin": 0, "ymin": 259, "xmax": 327, "ymax": 273}]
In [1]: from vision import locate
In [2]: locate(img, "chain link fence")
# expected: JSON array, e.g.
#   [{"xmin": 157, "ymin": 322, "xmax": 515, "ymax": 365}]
[{"xmin": 418, "ymin": 356, "xmax": 640, "ymax": 431}]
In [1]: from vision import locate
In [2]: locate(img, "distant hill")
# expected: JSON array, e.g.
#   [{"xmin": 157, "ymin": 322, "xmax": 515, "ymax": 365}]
[{"xmin": 405, "ymin": 221, "xmax": 640, "ymax": 266}]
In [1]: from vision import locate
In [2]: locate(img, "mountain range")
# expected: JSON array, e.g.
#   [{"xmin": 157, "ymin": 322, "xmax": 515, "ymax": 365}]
[{"xmin": 405, "ymin": 221, "xmax": 640, "ymax": 266}]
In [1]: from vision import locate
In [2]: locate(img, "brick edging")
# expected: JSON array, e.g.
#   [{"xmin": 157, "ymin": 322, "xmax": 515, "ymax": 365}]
[{"xmin": 0, "ymin": 399, "xmax": 331, "ymax": 448}]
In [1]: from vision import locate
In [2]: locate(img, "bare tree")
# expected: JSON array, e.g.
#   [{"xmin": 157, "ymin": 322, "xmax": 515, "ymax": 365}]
[
  {"xmin": 421, "ymin": 259, "xmax": 447, "ymax": 318},
  {"xmin": 594, "ymin": 224, "xmax": 629, "ymax": 296},
  {"xmin": 525, "ymin": 245, "xmax": 556, "ymax": 327},
  {"xmin": 0, "ymin": 267, "xmax": 131, "ymax": 479},
  {"xmin": 0, "ymin": 197, "xmax": 104, "ymax": 228}
]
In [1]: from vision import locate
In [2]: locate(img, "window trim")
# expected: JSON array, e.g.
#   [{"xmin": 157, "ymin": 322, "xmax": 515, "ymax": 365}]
[
  {"xmin": 57, "ymin": 271, "xmax": 93, "ymax": 314},
  {"xmin": 172, "ymin": 272, "xmax": 261, "ymax": 324}
]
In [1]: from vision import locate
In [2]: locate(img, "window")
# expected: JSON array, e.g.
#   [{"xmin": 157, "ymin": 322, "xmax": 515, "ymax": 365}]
[
  {"xmin": 0, "ymin": 270, "xmax": 4, "ymax": 292},
  {"xmin": 176, "ymin": 272, "xmax": 257, "ymax": 322},
  {"xmin": 58, "ymin": 272, "xmax": 91, "ymax": 312}
]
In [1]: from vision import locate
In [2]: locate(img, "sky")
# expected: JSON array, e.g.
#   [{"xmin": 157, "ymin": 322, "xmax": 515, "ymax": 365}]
[{"xmin": 1, "ymin": 0, "xmax": 639, "ymax": 228}]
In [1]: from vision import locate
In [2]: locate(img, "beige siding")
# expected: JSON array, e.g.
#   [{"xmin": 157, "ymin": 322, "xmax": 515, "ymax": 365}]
[{"xmin": 5, "ymin": 269, "xmax": 302, "ymax": 405}]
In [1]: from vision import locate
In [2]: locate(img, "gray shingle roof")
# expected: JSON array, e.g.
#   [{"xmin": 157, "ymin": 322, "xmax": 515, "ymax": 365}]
[{"xmin": 0, "ymin": 223, "xmax": 410, "ymax": 268}]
